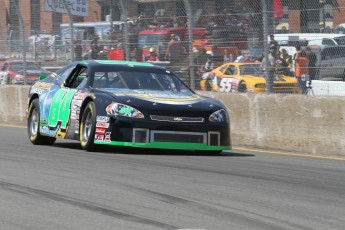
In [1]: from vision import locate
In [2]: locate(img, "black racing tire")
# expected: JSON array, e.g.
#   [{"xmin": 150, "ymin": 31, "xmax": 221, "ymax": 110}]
[
  {"xmin": 27, "ymin": 98, "xmax": 56, "ymax": 145},
  {"xmin": 80, "ymin": 101, "xmax": 97, "ymax": 151},
  {"xmin": 237, "ymin": 81, "xmax": 247, "ymax": 93}
]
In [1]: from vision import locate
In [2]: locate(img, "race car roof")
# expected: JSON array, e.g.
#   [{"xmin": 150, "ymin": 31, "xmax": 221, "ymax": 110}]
[{"xmin": 80, "ymin": 60, "xmax": 155, "ymax": 68}]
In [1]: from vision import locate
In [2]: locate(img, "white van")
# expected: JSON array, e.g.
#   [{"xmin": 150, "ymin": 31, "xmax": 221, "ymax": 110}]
[{"xmin": 273, "ymin": 33, "xmax": 345, "ymax": 46}]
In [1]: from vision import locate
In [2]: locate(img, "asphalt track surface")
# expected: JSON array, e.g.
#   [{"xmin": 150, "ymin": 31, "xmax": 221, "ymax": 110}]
[{"xmin": 0, "ymin": 124, "xmax": 344, "ymax": 230}]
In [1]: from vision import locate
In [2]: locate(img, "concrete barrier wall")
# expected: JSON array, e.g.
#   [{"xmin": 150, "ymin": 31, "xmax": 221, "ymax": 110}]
[{"xmin": 1, "ymin": 86, "xmax": 344, "ymax": 155}]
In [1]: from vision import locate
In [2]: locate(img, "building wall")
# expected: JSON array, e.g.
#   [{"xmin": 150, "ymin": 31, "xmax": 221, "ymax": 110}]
[
  {"xmin": 0, "ymin": 0, "xmax": 7, "ymax": 49},
  {"xmin": 333, "ymin": 0, "xmax": 345, "ymax": 28}
]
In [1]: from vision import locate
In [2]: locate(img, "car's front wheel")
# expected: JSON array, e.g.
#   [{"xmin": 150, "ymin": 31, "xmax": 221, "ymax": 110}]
[
  {"xmin": 28, "ymin": 98, "xmax": 56, "ymax": 145},
  {"xmin": 80, "ymin": 101, "xmax": 97, "ymax": 151},
  {"xmin": 237, "ymin": 81, "xmax": 247, "ymax": 93}
]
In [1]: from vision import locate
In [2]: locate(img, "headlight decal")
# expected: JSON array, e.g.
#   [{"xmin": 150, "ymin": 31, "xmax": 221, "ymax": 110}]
[
  {"xmin": 106, "ymin": 102, "xmax": 144, "ymax": 118},
  {"xmin": 209, "ymin": 109, "xmax": 228, "ymax": 122}
]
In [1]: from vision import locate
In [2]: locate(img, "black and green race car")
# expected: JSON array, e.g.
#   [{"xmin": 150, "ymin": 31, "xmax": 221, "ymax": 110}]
[{"xmin": 27, "ymin": 60, "xmax": 231, "ymax": 153}]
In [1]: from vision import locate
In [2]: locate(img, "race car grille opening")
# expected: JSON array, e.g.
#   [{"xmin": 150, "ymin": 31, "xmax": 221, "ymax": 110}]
[
  {"xmin": 208, "ymin": 132, "xmax": 220, "ymax": 146},
  {"xmin": 133, "ymin": 129, "xmax": 149, "ymax": 143},
  {"xmin": 150, "ymin": 115, "xmax": 204, "ymax": 123},
  {"xmin": 151, "ymin": 131, "xmax": 207, "ymax": 144}
]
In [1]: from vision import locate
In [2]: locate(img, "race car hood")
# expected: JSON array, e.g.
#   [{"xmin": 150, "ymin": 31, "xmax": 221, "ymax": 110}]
[{"xmin": 97, "ymin": 89, "xmax": 225, "ymax": 115}]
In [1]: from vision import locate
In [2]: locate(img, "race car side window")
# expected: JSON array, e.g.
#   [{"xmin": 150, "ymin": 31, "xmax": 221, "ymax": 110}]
[
  {"xmin": 219, "ymin": 65, "xmax": 228, "ymax": 74},
  {"xmin": 225, "ymin": 65, "xmax": 237, "ymax": 75},
  {"xmin": 68, "ymin": 67, "xmax": 88, "ymax": 89},
  {"xmin": 55, "ymin": 63, "xmax": 79, "ymax": 85}
]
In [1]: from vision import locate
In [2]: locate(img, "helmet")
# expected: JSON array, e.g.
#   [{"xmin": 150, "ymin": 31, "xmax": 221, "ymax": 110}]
[
  {"xmin": 149, "ymin": 47, "xmax": 156, "ymax": 53},
  {"xmin": 206, "ymin": 50, "xmax": 213, "ymax": 56}
]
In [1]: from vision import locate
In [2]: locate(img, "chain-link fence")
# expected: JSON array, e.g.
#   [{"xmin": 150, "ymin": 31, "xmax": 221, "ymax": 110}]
[{"xmin": 1, "ymin": 0, "xmax": 345, "ymax": 95}]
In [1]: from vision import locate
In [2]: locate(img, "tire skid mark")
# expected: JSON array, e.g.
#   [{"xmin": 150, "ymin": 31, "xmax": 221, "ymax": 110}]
[
  {"xmin": 106, "ymin": 157, "xmax": 345, "ymax": 195},
  {"xmin": 119, "ymin": 185, "xmax": 315, "ymax": 230},
  {"xmin": 0, "ymin": 181, "xmax": 178, "ymax": 230}
]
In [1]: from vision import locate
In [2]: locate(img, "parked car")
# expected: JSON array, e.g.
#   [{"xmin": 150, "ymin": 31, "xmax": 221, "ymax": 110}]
[
  {"xmin": 308, "ymin": 45, "xmax": 345, "ymax": 81},
  {"xmin": 0, "ymin": 60, "xmax": 51, "ymax": 85},
  {"xmin": 210, "ymin": 62, "xmax": 300, "ymax": 93},
  {"xmin": 27, "ymin": 60, "xmax": 231, "ymax": 153}
]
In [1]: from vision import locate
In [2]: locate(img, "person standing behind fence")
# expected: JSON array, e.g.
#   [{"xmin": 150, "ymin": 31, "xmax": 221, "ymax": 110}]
[
  {"xmin": 165, "ymin": 34, "xmax": 186, "ymax": 63},
  {"xmin": 295, "ymin": 50, "xmax": 309, "ymax": 95},
  {"xmin": 305, "ymin": 46, "xmax": 317, "ymax": 80},
  {"xmin": 269, "ymin": 34, "xmax": 279, "ymax": 55},
  {"xmin": 234, "ymin": 50, "xmax": 246, "ymax": 62},
  {"xmin": 90, "ymin": 35, "xmax": 99, "ymax": 50},
  {"xmin": 74, "ymin": 40, "xmax": 83, "ymax": 61},
  {"xmin": 281, "ymin": 48, "xmax": 293, "ymax": 76},
  {"xmin": 223, "ymin": 49, "xmax": 233, "ymax": 63},
  {"xmin": 48, "ymin": 35, "xmax": 56, "ymax": 59},
  {"xmin": 200, "ymin": 55, "xmax": 217, "ymax": 91}
]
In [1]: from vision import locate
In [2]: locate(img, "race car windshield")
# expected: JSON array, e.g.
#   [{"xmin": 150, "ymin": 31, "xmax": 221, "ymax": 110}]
[{"xmin": 92, "ymin": 71, "xmax": 192, "ymax": 93}]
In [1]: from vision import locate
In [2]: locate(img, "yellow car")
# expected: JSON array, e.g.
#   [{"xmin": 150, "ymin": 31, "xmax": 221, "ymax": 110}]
[{"xmin": 210, "ymin": 62, "xmax": 300, "ymax": 93}]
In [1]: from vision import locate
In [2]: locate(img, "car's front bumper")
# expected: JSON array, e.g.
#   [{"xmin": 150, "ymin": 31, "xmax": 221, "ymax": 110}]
[{"xmin": 93, "ymin": 117, "xmax": 231, "ymax": 151}]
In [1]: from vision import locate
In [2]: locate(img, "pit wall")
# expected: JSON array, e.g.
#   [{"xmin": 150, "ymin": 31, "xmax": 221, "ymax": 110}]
[{"xmin": 1, "ymin": 85, "xmax": 344, "ymax": 156}]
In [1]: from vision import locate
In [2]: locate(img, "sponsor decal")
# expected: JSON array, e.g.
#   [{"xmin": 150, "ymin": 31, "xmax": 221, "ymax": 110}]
[
  {"xmin": 95, "ymin": 134, "xmax": 104, "ymax": 141},
  {"xmin": 33, "ymin": 82, "xmax": 52, "ymax": 90},
  {"xmin": 119, "ymin": 106, "xmax": 132, "ymax": 116},
  {"xmin": 40, "ymin": 119, "xmax": 48, "ymax": 127},
  {"xmin": 73, "ymin": 91, "xmax": 87, "ymax": 100},
  {"xmin": 96, "ymin": 115, "xmax": 110, "ymax": 122},
  {"xmin": 105, "ymin": 132, "xmax": 111, "ymax": 142},
  {"xmin": 96, "ymin": 122, "xmax": 109, "ymax": 128},
  {"xmin": 173, "ymin": 117, "xmax": 183, "ymax": 121},
  {"xmin": 112, "ymin": 91, "xmax": 200, "ymax": 102},
  {"xmin": 95, "ymin": 128, "xmax": 106, "ymax": 135}
]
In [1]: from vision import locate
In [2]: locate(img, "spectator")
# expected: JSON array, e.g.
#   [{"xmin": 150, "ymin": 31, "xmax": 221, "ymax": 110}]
[
  {"xmin": 85, "ymin": 44, "xmax": 99, "ymax": 60},
  {"xmin": 200, "ymin": 55, "xmax": 217, "ymax": 91},
  {"xmin": 145, "ymin": 47, "xmax": 159, "ymax": 61},
  {"xmin": 305, "ymin": 46, "xmax": 317, "ymax": 80},
  {"xmin": 165, "ymin": 34, "xmax": 187, "ymax": 63},
  {"xmin": 48, "ymin": 35, "xmax": 56, "ymax": 59},
  {"xmin": 260, "ymin": 49, "xmax": 276, "ymax": 92},
  {"xmin": 223, "ymin": 49, "xmax": 233, "ymax": 63},
  {"xmin": 260, "ymin": 49, "xmax": 275, "ymax": 72},
  {"xmin": 269, "ymin": 34, "xmax": 279, "ymax": 55},
  {"xmin": 235, "ymin": 50, "xmax": 246, "ymax": 62},
  {"xmin": 90, "ymin": 34, "xmax": 99, "ymax": 50},
  {"xmin": 295, "ymin": 50, "xmax": 309, "ymax": 95},
  {"xmin": 195, "ymin": 48, "xmax": 209, "ymax": 77},
  {"xmin": 74, "ymin": 40, "xmax": 83, "ymax": 61},
  {"xmin": 292, "ymin": 45, "xmax": 302, "ymax": 76},
  {"xmin": 281, "ymin": 48, "xmax": 293, "ymax": 76},
  {"xmin": 275, "ymin": 51, "xmax": 288, "ymax": 74}
]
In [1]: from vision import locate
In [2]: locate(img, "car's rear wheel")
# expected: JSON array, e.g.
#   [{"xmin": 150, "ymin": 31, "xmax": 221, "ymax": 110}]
[
  {"xmin": 80, "ymin": 101, "xmax": 97, "ymax": 151},
  {"xmin": 28, "ymin": 98, "xmax": 56, "ymax": 145},
  {"xmin": 237, "ymin": 81, "xmax": 247, "ymax": 93}
]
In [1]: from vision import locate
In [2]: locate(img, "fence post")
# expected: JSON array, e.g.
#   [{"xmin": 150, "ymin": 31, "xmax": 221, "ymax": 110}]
[
  {"xmin": 64, "ymin": 3, "xmax": 74, "ymax": 62},
  {"xmin": 118, "ymin": 0, "xmax": 129, "ymax": 61},
  {"xmin": 184, "ymin": 0, "xmax": 195, "ymax": 90},
  {"xmin": 262, "ymin": 0, "xmax": 273, "ymax": 93},
  {"xmin": 12, "ymin": 0, "xmax": 27, "ymax": 84}
]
